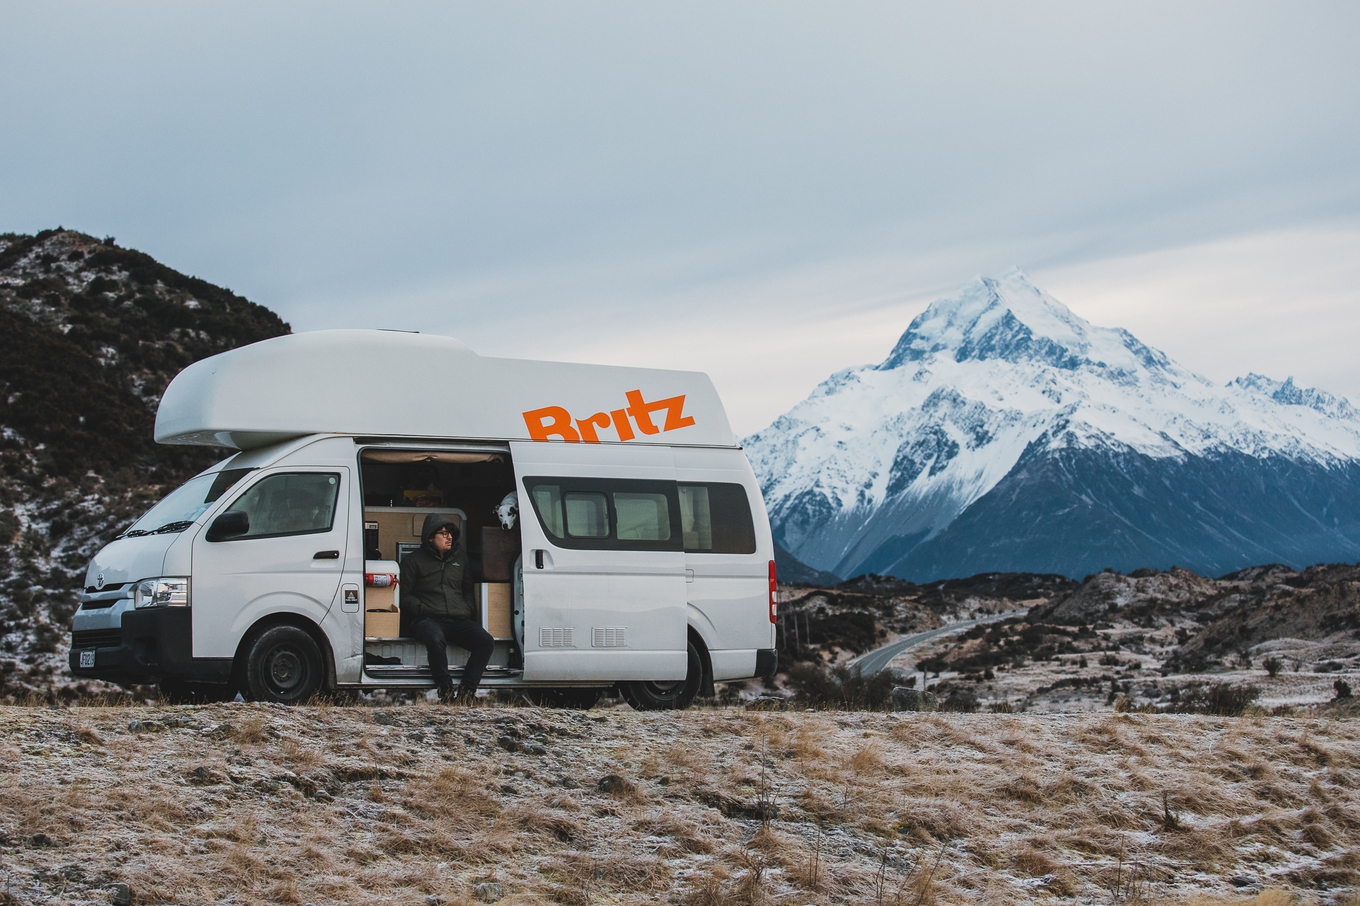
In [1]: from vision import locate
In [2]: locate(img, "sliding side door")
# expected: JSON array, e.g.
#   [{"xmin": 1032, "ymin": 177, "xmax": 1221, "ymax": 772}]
[{"xmin": 509, "ymin": 442, "xmax": 687, "ymax": 682}]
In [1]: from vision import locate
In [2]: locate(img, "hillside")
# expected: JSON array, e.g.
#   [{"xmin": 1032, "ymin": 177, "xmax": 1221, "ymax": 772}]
[
  {"xmin": 853, "ymin": 563, "xmax": 1360, "ymax": 713},
  {"xmin": 745, "ymin": 269, "xmax": 1360, "ymax": 582},
  {"xmin": 0, "ymin": 229, "xmax": 289, "ymax": 698},
  {"xmin": 0, "ymin": 703, "xmax": 1353, "ymax": 904}
]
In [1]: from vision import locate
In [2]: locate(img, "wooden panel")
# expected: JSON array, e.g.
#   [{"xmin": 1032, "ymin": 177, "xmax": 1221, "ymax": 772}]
[
  {"xmin": 365, "ymin": 610, "xmax": 402, "ymax": 639},
  {"xmin": 481, "ymin": 527, "xmax": 520, "ymax": 582},
  {"xmin": 363, "ymin": 507, "xmax": 464, "ymax": 560},
  {"xmin": 482, "ymin": 583, "xmax": 514, "ymax": 639}
]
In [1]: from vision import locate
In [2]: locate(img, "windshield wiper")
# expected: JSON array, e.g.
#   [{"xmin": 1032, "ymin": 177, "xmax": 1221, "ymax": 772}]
[
  {"xmin": 153, "ymin": 521, "xmax": 196, "ymax": 534},
  {"xmin": 122, "ymin": 529, "xmax": 152, "ymax": 538}
]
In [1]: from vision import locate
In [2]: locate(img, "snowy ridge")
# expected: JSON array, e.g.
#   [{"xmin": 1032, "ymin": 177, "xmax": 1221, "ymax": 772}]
[{"xmin": 745, "ymin": 269, "xmax": 1360, "ymax": 578}]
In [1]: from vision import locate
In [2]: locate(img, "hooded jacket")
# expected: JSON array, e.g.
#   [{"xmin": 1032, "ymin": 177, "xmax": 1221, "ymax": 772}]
[{"xmin": 399, "ymin": 513, "xmax": 473, "ymax": 623}]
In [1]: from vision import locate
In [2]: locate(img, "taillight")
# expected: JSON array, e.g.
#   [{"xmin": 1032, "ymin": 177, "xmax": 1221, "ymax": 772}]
[{"xmin": 768, "ymin": 559, "xmax": 778, "ymax": 624}]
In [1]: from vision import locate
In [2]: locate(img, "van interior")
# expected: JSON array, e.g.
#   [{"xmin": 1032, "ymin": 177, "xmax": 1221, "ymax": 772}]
[{"xmin": 358, "ymin": 449, "xmax": 521, "ymax": 682}]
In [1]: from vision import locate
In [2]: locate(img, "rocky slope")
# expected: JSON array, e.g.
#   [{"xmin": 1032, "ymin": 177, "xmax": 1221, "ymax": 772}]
[
  {"xmin": 745, "ymin": 269, "xmax": 1360, "ymax": 581},
  {"xmin": 884, "ymin": 563, "xmax": 1360, "ymax": 713},
  {"xmin": 0, "ymin": 229, "xmax": 288, "ymax": 698}
]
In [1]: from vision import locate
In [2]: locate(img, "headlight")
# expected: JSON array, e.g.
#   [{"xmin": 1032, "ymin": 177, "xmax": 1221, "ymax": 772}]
[{"xmin": 133, "ymin": 577, "xmax": 190, "ymax": 609}]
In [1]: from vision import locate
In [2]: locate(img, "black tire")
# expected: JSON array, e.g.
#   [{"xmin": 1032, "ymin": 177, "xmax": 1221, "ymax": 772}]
[
  {"xmin": 158, "ymin": 679, "xmax": 237, "ymax": 704},
  {"xmin": 527, "ymin": 688, "xmax": 603, "ymax": 710},
  {"xmin": 620, "ymin": 641, "xmax": 703, "ymax": 711},
  {"xmin": 241, "ymin": 625, "xmax": 324, "ymax": 704}
]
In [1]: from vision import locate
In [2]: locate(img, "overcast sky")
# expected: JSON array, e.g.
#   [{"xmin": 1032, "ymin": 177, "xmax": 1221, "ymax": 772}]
[{"xmin": 3, "ymin": 2, "xmax": 1359, "ymax": 434}]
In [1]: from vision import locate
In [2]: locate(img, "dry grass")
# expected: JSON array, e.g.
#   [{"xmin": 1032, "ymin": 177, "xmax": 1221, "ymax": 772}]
[{"xmin": 0, "ymin": 705, "xmax": 1356, "ymax": 904}]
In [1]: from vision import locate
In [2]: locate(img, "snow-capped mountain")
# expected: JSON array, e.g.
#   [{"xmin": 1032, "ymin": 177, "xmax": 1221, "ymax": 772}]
[{"xmin": 745, "ymin": 268, "xmax": 1360, "ymax": 581}]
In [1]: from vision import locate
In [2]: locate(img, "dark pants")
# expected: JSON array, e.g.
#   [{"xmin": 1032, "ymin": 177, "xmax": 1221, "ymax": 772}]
[{"xmin": 410, "ymin": 617, "xmax": 495, "ymax": 694}]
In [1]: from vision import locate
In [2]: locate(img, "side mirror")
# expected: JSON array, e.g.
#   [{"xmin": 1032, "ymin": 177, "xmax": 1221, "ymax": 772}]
[{"xmin": 206, "ymin": 510, "xmax": 250, "ymax": 542}]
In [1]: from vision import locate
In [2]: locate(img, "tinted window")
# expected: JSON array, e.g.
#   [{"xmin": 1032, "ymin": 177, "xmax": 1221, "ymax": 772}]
[
  {"xmin": 679, "ymin": 483, "xmax": 756, "ymax": 554},
  {"xmin": 524, "ymin": 478, "xmax": 681, "ymax": 551},
  {"xmin": 564, "ymin": 492, "xmax": 609, "ymax": 538},
  {"xmin": 615, "ymin": 492, "xmax": 672, "ymax": 542},
  {"xmin": 228, "ymin": 472, "xmax": 341, "ymax": 538}
]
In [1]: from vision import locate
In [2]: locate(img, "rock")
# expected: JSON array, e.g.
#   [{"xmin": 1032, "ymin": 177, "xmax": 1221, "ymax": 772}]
[
  {"xmin": 29, "ymin": 833, "xmax": 52, "ymax": 847},
  {"xmin": 890, "ymin": 687, "xmax": 939, "ymax": 712},
  {"xmin": 107, "ymin": 882, "xmax": 132, "ymax": 906},
  {"xmin": 496, "ymin": 735, "xmax": 522, "ymax": 753},
  {"xmin": 373, "ymin": 710, "xmax": 401, "ymax": 726},
  {"xmin": 313, "ymin": 789, "xmax": 334, "ymax": 802},
  {"xmin": 596, "ymin": 774, "xmax": 633, "ymax": 795},
  {"xmin": 1230, "ymin": 874, "xmax": 1261, "ymax": 889},
  {"xmin": 523, "ymin": 743, "xmax": 547, "ymax": 756},
  {"xmin": 473, "ymin": 881, "xmax": 503, "ymax": 902}
]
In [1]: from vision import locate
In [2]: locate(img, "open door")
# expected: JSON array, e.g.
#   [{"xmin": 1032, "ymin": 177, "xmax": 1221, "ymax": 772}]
[{"xmin": 509, "ymin": 442, "xmax": 687, "ymax": 682}]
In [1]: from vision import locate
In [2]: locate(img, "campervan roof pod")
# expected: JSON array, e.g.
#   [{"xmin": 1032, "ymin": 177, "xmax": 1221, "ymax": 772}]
[{"xmin": 154, "ymin": 329, "xmax": 737, "ymax": 451}]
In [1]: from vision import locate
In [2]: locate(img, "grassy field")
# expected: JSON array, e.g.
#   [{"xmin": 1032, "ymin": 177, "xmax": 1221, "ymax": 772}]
[{"xmin": 0, "ymin": 702, "xmax": 1356, "ymax": 905}]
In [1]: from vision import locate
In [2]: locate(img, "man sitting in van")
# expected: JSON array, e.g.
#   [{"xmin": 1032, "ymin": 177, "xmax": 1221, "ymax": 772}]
[{"xmin": 400, "ymin": 514, "xmax": 495, "ymax": 703}]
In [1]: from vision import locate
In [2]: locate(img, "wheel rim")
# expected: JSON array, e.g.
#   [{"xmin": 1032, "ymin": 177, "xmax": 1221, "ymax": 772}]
[{"xmin": 264, "ymin": 645, "xmax": 308, "ymax": 695}]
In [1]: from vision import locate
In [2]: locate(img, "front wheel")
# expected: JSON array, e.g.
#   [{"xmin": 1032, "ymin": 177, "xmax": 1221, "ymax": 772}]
[
  {"xmin": 620, "ymin": 641, "xmax": 703, "ymax": 711},
  {"xmin": 241, "ymin": 625, "xmax": 324, "ymax": 704}
]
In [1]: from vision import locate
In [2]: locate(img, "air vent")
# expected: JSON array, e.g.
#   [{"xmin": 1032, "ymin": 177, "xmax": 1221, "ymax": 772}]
[
  {"xmin": 592, "ymin": 627, "xmax": 627, "ymax": 648},
  {"xmin": 539, "ymin": 627, "xmax": 575, "ymax": 648}
]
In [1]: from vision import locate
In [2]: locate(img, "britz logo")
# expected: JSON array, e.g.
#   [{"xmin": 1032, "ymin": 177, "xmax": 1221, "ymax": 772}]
[{"xmin": 523, "ymin": 389, "xmax": 695, "ymax": 443}]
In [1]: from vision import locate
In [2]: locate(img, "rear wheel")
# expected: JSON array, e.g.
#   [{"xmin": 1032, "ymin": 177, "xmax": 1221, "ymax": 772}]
[
  {"xmin": 242, "ymin": 625, "xmax": 324, "ymax": 704},
  {"xmin": 526, "ymin": 688, "xmax": 602, "ymax": 709},
  {"xmin": 158, "ymin": 679, "xmax": 237, "ymax": 704},
  {"xmin": 620, "ymin": 641, "xmax": 703, "ymax": 711}
]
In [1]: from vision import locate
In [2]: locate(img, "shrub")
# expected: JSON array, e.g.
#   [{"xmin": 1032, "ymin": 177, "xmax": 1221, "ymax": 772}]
[
  {"xmin": 1263, "ymin": 656, "xmax": 1282, "ymax": 678},
  {"xmin": 1176, "ymin": 683, "xmax": 1261, "ymax": 717},
  {"xmin": 1335, "ymin": 679, "xmax": 1353, "ymax": 701},
  {"xmin": 784, "ymin": 663, "xmax": 903, "ymax": 710}
]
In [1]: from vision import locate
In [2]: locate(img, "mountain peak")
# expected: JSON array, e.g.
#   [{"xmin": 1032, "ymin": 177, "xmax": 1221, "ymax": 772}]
[{"xmin": 879, "ymin": 269, "xmax": 1165, "ymax": 377}]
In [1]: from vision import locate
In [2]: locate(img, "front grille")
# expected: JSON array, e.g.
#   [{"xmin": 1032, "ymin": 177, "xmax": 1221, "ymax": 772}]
[
  {"xmin": 84, "ymin": 583, "xmax": 126, "ymax": 594},
  {"xmin": 71, "ymin": 629, "xmax": 122, "ymax": 649}
]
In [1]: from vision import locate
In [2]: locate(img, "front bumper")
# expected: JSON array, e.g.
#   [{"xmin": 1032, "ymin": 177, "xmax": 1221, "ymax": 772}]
[{"xmin": 69, "ymin": 604, "xmax": 232, "ymax": 687}]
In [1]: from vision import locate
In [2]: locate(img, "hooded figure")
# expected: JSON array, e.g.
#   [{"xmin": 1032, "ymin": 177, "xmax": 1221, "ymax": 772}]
[{"xmin": 399, "ymin": 513, "xmax": 494, "ymax": 701}]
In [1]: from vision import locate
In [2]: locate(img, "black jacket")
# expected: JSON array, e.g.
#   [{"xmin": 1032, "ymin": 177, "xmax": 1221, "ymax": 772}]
[{"xmin": 400, "ymin": 515, "xmax": 473, "ymax": 623}]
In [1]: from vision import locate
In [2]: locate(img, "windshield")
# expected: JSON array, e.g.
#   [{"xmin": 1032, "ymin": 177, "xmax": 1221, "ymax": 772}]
[{"xmin": 122, "ymin": 468, "xmax": 254, "ymax": 537}]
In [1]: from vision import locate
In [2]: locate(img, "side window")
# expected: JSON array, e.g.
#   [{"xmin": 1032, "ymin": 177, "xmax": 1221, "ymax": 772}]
[
  {"xmin": 615, "ymin": 492, "xmax": 671, "ymax": 542},
  {"xmin": 524, "ymin": 478, "xmax": 681, "ymax": 551},
  {"xmin": 679, "ymin": 483, "xmax": 756, "ymax": 554},
  {"xmin": 228, "ymin": 472, "xmax": 341, "ymax": 539},
  {"xmin": 564, "ymin": 492, "xmax": 609, "ymax": 538}
]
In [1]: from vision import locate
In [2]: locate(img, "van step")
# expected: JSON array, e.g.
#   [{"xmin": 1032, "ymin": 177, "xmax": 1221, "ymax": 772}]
[{"xmin": 363, "ymin": 665, "xmax": 522, "ymax": 680}]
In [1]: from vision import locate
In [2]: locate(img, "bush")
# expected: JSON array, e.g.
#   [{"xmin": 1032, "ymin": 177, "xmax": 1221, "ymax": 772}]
[
  {"xmin": 784, "ymin": 664, "xmax": 903, "ymax": 710},
  {"xmin": 1335, "ymin": 679, "xmax": 1353, "ymax": 701},
  {"xmin": 1175, "ymin": 683, "xmax": 1261, "ymax": 717},
  {"xmin": 1263, "ymin": 656, "xmax": 1282, "ymax": 677}
]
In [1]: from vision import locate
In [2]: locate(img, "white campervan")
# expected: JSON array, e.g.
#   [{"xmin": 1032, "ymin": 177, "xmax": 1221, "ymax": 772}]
[{"xmin": 69, "ymin": 330, "xmax": 778, "ymax": 708}]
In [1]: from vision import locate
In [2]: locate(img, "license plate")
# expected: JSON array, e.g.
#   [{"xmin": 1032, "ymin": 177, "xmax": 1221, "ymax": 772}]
[{"xmin": 79, "ymin": 650, "xmax": 96, "ymax": 668}]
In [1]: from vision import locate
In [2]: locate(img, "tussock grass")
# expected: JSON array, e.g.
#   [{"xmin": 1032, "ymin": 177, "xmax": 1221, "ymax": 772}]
[{"xmin": 0, "ymin": 705, "xmax": 1356, "ymax": 904}]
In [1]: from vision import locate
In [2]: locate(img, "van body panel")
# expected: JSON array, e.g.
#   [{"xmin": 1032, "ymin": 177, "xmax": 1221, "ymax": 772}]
[
  {"xmin": 189, "ymin": 465, "xmax": 352, "ymax": 659},
  {"xmin": 510, "ymin": 441, "xmax": 688, "ymax": 682},
  {"xmin": 672, "ymin": 446, "xmax": 777, "ymax": 656},
  {"xmin": 709, "ymin": 648, "xmax": 758, "ymax": 681},
  {"xmin": 83, "ymin": 535, "xmax": 172, "ymax": 593}
]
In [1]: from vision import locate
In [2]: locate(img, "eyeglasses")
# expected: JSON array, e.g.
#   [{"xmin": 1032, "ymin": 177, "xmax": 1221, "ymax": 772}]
[{"xmin": 434, "ymin": 529, "xmax": 454, "ymax": 537}]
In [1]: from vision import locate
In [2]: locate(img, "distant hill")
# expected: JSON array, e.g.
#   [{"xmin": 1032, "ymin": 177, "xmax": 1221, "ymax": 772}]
[
  {"xmin": 746, "ymin": 269, "xmax": 1360, "ymax": 581},
  {"xmin": 0, "ymin": 228, "xmax": 288, "ymax": 698}
]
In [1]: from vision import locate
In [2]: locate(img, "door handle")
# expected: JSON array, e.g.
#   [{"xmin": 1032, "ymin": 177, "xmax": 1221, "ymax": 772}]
[
  {"xmin": 314, "ymin": 550, "xmax": 340, "ymax": 560},
  {"xmin": 534, "ymin": 549, "xmax": 544, "ymax": 570}
]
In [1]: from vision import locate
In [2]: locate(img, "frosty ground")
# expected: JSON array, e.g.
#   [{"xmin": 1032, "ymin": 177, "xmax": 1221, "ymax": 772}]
[{"xmin": 1, "ymin": 703, "xmax": 1356, "ymax": 905}]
